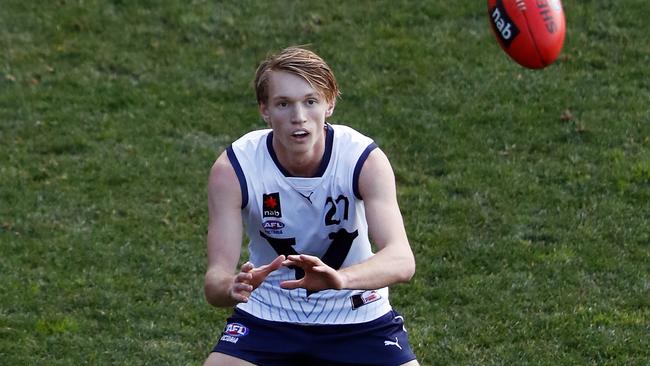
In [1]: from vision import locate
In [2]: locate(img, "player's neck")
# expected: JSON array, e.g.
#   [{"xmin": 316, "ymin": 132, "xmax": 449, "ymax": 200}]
[{"xmin": 273, "ymin": 136, "xmax": 325, "ymax": 178}]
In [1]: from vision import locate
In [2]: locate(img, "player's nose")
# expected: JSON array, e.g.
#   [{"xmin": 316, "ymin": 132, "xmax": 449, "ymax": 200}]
[{"xmin": 290, "ymin": 104, "xmax": 306, "ymax": 123}]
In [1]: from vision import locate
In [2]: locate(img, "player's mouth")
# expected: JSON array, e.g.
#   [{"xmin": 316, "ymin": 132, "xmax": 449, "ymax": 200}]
[{"xmin": 291, "ymin": 130, "xmax": 310, "ymax": 140}]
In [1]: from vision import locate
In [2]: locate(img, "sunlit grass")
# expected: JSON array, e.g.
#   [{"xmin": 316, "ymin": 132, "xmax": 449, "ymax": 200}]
[{"xmin": 1, "ymin": 1, "xmax": 649, "ymax": 364}]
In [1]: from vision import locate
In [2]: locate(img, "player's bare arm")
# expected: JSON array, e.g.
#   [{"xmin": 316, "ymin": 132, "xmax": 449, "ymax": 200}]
[
  {"xmin": 281, "ymin": 148, "xmax": 415, "ymax": 291},
  {"xmin": 204, "ymin": 152, "xmax": 284, "ymax": 307},
  {"xmin": 348, "ymin": 148, "xmax": 416, "ymax": 288}
]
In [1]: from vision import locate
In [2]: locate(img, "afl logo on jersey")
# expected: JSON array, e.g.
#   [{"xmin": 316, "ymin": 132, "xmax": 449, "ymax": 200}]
[
  {"xmin": 263, "ymin": 220, "xmax": 285, "ymax": 234},
  {"xmin": 263, "ymin": 192, "xmax": 282, "ymax": 218}
]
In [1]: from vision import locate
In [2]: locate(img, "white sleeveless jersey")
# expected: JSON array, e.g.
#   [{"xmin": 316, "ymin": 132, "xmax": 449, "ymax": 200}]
[{"xmin": 226, "ymin": 124, "xmax": 392, "ymax": 324}]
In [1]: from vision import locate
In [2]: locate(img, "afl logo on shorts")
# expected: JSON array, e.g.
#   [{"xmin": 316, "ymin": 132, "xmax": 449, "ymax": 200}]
[{"xmin": 225, "ymin": 323, "xmax": 249, "ymax": 337}]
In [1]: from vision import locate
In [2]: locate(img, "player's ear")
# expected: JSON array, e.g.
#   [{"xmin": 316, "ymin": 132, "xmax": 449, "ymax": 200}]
[
  {"xmin": 325, "ymin": 99, "xmax": 336, "ymax": 118},
  {"xmin": 259, "ymin": 103, "xmax": 271, "ymax": 125}
]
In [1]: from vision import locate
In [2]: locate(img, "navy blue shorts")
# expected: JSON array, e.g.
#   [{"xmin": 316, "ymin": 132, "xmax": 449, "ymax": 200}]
[{"xmin": 210, "ymin": 308, "xmax": 417, "ymax": 366}]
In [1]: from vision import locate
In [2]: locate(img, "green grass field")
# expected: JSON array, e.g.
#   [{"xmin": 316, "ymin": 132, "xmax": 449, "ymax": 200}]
[{"xmin": 1, "ymin": 1, "xmax": 649, "ymax": 364}]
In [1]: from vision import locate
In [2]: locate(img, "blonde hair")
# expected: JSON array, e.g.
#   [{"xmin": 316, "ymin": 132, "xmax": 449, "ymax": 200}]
[{"xmin": 254, "ymin": 47, "xmax": 340, "ymax": 105}]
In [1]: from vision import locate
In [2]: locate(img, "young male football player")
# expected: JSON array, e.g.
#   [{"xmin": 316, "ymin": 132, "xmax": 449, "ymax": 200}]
[{"xmin": 203, "ymin": 46, "xmax": 419, "ymax": 366}]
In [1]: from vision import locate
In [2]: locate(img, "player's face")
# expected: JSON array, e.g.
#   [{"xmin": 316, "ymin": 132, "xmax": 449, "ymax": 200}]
[{"xmin": 260, "ymin": 70, "xmax": 335, "ymax": 157}]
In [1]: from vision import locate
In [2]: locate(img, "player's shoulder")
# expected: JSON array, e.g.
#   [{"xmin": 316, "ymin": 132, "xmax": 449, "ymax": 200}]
[
  {"xmin": 210, "ymin": 151, "xmax": 236, "ymax": 185},
  {"xmin": 208, "ymin": 152, "xmax": 242, "ymax": 210}
]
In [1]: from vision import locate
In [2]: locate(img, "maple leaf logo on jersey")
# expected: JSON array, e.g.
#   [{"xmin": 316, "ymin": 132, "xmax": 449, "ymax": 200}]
[{"xmin": 262, "ymin": 192, "xmax": 282, "ymax": 218}]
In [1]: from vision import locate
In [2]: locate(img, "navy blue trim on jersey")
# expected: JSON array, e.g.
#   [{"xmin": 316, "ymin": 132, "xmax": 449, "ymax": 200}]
[
  {"xmin": 266, "ymin": 132, "xmax": 291, "ymax": 176},
  {"xmin": 353, "ymin": 142, "xmax": 378, "ymax": 200},
  {"xmin": 266, "ymin": 125, "xmax": 334, "ymax": 178},
  {"xmin": 226, "ymin": 146, "xmax": 248, "ymax": 209},
  {"xmin": 316, "ymin": 124, "xmax": 334, "ymax": 176}
]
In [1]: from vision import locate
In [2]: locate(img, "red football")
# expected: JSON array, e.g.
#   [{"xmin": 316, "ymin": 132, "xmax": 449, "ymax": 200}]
[{"xmin": 488, "ymin": 0, "xmax": 566, "ymax": 69}]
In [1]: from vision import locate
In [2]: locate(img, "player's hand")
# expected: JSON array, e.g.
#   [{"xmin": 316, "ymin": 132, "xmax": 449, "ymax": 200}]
[
  {"xmin": 280, "ymin": 254, "xmax": 345, "ymax": 291},
  {"xmin": 229, "ymin": 255, "xmax": 285, "ymax": 303}
]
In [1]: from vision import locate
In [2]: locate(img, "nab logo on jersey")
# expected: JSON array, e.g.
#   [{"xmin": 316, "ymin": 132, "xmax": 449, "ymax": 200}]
[{"xmin": 263, "ymin": 192, "xmax": 282, "ymax": 218}]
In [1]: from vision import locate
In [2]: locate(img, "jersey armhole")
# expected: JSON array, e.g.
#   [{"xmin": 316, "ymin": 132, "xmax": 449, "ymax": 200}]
[
  {"xmin": 352, "ymin": 142, "xmax": 378, "ymax": 200},
  {"xmin": 226, "ymin": 146, "xmax": 248, "ymax": 209}
]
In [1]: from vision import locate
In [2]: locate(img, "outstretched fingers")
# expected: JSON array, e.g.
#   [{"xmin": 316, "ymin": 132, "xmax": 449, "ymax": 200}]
[
  {"xmin": 230, "ymin": 256, "xmax": 284, "ymax": 303},
  {"xmin": 230, "ymin": 270, "xmax": 254, "ymax": 303},
  {"xmin": 249, "ymin": 255, "xmax": 285, "ymax": 289},
  {"xmin": 257, "ymin": 255, "xmax": 285, "ymax": 274},
  {"xmin": 283, "ymin": 254, "xmax": 322, "ymax": 269},
  {"xmin": 279, "ymin": 278, "xmax": 304, "ymax": 290},
  {"xmin": 280, "ymin": 254, "xmax": 344, "ymax": 291},
  {"xmin": 240, "ymin": 261, "xmax": 254, "ymax": 273}
]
